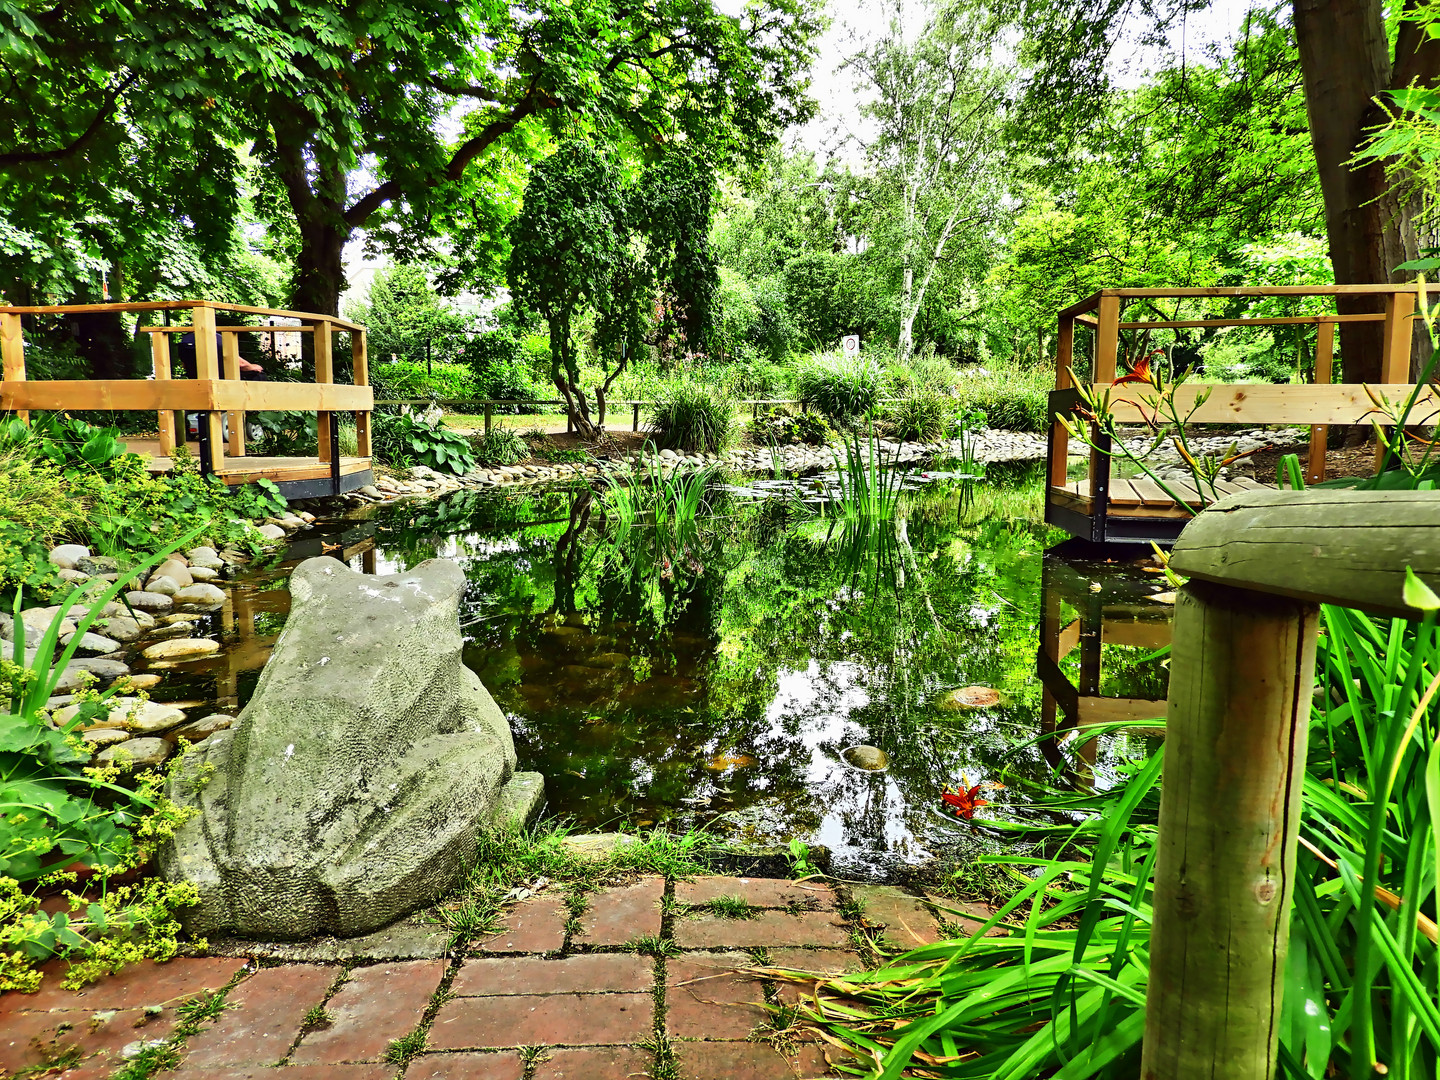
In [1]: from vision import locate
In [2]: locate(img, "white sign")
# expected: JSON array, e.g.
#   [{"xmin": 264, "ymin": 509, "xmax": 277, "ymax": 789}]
[{"xmin": 841, "ymin": 334, "xmax": 860, "ymax": 356}]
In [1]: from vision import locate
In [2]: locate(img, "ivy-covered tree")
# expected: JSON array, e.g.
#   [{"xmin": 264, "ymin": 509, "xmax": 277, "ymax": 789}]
[{"xmin": 508, "ymin": 144, "xmax": 721, "ymax": 436}]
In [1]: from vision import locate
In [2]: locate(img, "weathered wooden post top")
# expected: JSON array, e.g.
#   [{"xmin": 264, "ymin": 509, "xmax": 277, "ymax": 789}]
[{"xmin": 1141, "ymin": 489, "xmax": 1440, "ymax": 1080}]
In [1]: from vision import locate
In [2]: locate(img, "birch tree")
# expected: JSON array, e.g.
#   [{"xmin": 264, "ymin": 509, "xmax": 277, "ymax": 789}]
[{"xmin": 846, "ymin": 3, "xmax": 1006, "ymax": 364}]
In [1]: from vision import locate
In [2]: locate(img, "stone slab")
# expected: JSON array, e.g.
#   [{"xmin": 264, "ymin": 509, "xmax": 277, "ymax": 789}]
[
  {"xmin": 474, "ymin": 897, "xmax": 567, "ymax": 954},
  {"xmin": 852, "ymin": 886, "xmax": 940, "ymax": 949},
  {"xmin": 676, "ymin": 877, "xmax": 836, "ymax": 911},
  {"xmin": 170, "ymin": 1067, "xmax": 395, "ymax": 1080},
  {"xmin": 665, "ymin": 953, "xmax": 768, "ymax": 1042},
  {"xmin": 531, "ymin": 1046, "xmax": 653, "ymax": 1079},
  {"xmin": 208, "ymin": 915, "xmax": 451, "ymax": 962},
  {"xmin": 180, "ymin": 964, "xmax": 336, "ymax": 1068},
  {"xmin": 428, "ymin": 994, "xmax": 652, "ymax": 1049},
  {"xmin": 676, "ymin": 1040, "xmax": 833, "ymax": 1079},
  {"xmin": 0, "ymin": 957, "xmax": 247, "ymax": 1016},
  {"xmin": 573, "ymin": 877, "xmax": 664, "ymax": 946},
  {"xmin": 292, "ymin": 960, "xmax": 444, "ymax": 1064},
  {"xmin": 0, "ymin": 1005, "xmax": 176, "ymax": 1075},
  {"xmin": 452, "ymin": 955, "xmax": 653, "ymax": 997},
  {"xmin": 673, "ymin": 912, "xmax": 849, "ymax": 950},
  {"xmin": 403, "ymin": 1052, "xmax": 526, "ymax": 1079}
]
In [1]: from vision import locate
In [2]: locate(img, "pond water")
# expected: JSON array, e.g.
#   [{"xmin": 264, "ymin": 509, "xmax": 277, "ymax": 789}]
[{"xmin": 152, "ymin": 460, "xmax": 1174, "ymax": 879}]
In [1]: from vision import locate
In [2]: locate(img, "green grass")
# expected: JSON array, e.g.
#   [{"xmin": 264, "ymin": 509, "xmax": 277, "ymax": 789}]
[
  {"xmin": 699, "ymin": 895, "xmax": 762, "ymax": 920},
  {"xmin": 383, "ymin": 1029, "xmax": 426, "ymax": 1066}
]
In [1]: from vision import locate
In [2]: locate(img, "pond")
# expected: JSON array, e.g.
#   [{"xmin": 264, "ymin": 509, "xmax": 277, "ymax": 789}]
[{"xmin": 152, "ymin": 459, "xmax": 1174, "ymax": 879}]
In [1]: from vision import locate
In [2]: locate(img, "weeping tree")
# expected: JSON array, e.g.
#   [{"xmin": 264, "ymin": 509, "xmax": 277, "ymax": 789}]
[{"xmin": 508, "ymin": 144, "xmax": 719, "ymax": 437}]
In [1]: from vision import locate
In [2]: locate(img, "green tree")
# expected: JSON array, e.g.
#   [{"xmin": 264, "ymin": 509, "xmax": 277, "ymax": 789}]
[
  {"xmin": 345, "ymin": 265, "xmax": 469, "ymax": 367},
  {"xmin": 0, "ymin": 0, "xmax": 821, "ymax": 317},
  {"xmin": 847, "ymin": 2, "xmax": 1007, "ymax": 364}
]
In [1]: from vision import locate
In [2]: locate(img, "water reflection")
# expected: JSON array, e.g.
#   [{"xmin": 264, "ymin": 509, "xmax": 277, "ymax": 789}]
[{"xmin": 137, "ymin": 464, "xmax": 1176, "ymax": 878}]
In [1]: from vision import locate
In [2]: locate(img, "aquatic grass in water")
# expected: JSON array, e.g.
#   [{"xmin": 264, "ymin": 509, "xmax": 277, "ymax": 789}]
[{"xmin": 782, "ymin": 598, "xmax": 1440, "ymax": 1079}]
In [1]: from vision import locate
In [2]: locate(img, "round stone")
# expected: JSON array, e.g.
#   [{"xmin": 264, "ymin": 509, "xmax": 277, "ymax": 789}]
[
  {"xmin": 145, "ymin": 622, "xmax": 197, "ymax": 640},
  {"xmin": 55, "ymin": 697, "xmax": 186, "ymax": 733},
  {"xmin": 76, "ymin": 555, "xmax": 119, "ymax": 576},
  {"xmin": 257, "ymin": 523, "xmax": 286, "ymax": 541},
  {"xmin": 173, "ymin": 583, "xmax": 226, "ymax": 607},
  {"xmin": 152, "ymin": 560, "xmax": 194, "ymax": 588},
  {"xmin": 49, "ymin": 544, "xmax": 91, "ymax": 570},
  {"xmin": 60, "ymin": 630, "xmax": 122, "ymax": 656},
  {"xmin": 96, "ymin": 616, "xmax": 143, "ymax": 643},
  {"xmin": 95, "ymin": 737, "xmax": 171, "ymax": 769},
  {"xmin": 142, "ymin": 638, "xmax": 220, "ymax": 661},
  {"xmin": 186, "ymin": 546, "xmax": 223, "ymax": 569},
  {"xmin": 65, "ymin": 656, "xmax": 130, "ymax": 683},
  {"xmin": 938, "ymin": 686, "xmax": 1002, "ymax": 711},
  {"xmin": 842, "ymin": 745, "xmax": 889, "ymax": 771},
  {"xmin": 170, "ymin": 714, "xmax": 235, "ymax": 743},
  {"xmin": 144, "ymin": 577, "xmax": 179, "ymax": 597},
  {"xmin": 125, "ymin": 591, "xmax": 173, "ymax": 613},
  {"xmin": 123, "ymin": 674, "xmax": 163, "ymax": 690},
  {"xmin": 57, "ymin": 568, "xmax": 90, "ymax": 584},
  {"xmin": 82, "ymin": 728, "xmax": 133, "ymax": 749},
  {"xmin": 188, "ymin": 567, "xmax": 219, "ymax": 582}
]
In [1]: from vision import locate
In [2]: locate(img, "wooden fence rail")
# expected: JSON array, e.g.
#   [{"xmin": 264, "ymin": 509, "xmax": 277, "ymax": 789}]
[{"xmin": 1143, "ymin": 489, "xmax": 1440, "ymax": 1079}]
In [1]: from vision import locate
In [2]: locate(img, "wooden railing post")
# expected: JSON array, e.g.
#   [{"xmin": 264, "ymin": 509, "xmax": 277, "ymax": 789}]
[
  {"xmin": 192, "ymin": 304, "xmax": 224, "ymax": 475},
  {"xmin": 1142, "ymin": 581, "xmax": 1317, "ymax": 1080},
  {"xmin": 484, "ymin": 402, "xmax": 493, "ymax": 436},
  {"xmin": 1049, "ymin": 314, "xmax": 1074, "ymax": 488},
  {"xmin": 633, "ymin": 402, "xmax": 641, "ymax": 433},
  {"xmin": 1144, "ymin": 489, "xmax": 1440, "ymax": 1080},
  {"xmin": 1306, "ymin": 320, "xmax": 1334, "ymax": 485},
  {"xmin": 352, "ymin": 329, "xmax": 370, "ymax": 457},
  {"xmin": 152, "ymin": 332, "xmax": 175, "ymax": 456},
  {"xmin": 315, "ymin": 320, "xmax": 334, "ymax": 467},
  {"xmin": 1377, "ymin": 289, "xmax": 1418, "ymax": 472},
  {"xmin": 221, "ymin": 331, "xmax": 245, "ymax": 457},
  {"xmin": 1, "ymin": 310, "xmax": 28, "ymax": 423},
  {"xmin": 1094, "ymin": 293, "xmax": 1121, "ymax": 383}
]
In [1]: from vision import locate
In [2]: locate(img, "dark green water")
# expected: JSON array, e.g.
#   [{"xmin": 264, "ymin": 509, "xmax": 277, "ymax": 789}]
[{"xmin": 168, "ymin": 462, "xmax": 1171, "ymax": 878}]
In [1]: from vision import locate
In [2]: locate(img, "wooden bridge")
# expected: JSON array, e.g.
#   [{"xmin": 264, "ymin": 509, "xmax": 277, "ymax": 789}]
[
  {"xmin": 1046, "ymin": 284, "xmax": 1439, "ymax": 544},
  {"xmin": 0, "ymin": 300, "xmax": 374, "ymax": 498}
]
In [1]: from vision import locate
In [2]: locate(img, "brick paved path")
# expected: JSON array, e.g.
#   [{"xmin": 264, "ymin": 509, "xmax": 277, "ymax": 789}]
[{"xmin": 2, "ymin": 878, "xmax": 996, "ymax": 1080}]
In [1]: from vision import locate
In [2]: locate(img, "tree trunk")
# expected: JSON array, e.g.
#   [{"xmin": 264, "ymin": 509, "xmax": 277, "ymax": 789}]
[
  {"xmin": 1293, "ymin": 0, "xmax": 1432, "ymax": 383},
  {"xmin": 275, "ymin": 123, "xmax": 351, "ymax": 319},
  {"xmin": 898, "ymin": 261, "xmax": 915, "ymax": 364}
]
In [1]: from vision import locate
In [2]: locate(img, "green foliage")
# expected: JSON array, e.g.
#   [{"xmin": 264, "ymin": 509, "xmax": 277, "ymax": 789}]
[
  {"xmin": 954, "ymin": 368, "xmax": 1051, "ymax": 433},
  {"xmin": 649, "ymin": 381, "xmax": 735, "ymax": 454},
  {"xmin": 0, "ymin": 415, "xmax": 128, "ymax": 477},
  {"xmin": 247, "ymin": 411, "xmax": 317, "ymax": 457},
  {"xmin": 468, "ymin": 428, "xmax": 529, "ymax": 468},
  {"xmin": 345, "ymin": 264, "xmax": 468, "ymax": 365},
  {"xmin": 373, "ymin": 412, "xmax": 477, "ymax": 475},
  {"xmin": 457, "ymin": 329, "xmax": 541, "ymax": 404},
  {"xmin": 884, "ymin": 392, "xmax": 953, "ymax": 442},
  {"xmin": 1199, "ymin": 328, "xmax": 1294, "ymax": 383},
  {"xmin": 229, "ymin": 479, "xmax": 287, "ymax": 521},
  {"xmin": 369, "ymin": 360, "xmax": 478, "ymax": 404},
  {"xmin": 796, "ymin": 355, "xmax": 883, "ymax": 422}
]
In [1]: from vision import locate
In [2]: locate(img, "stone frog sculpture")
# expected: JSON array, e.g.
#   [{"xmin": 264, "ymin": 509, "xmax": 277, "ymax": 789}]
[{"xmin": 161, "ymin": 556, "xmax": 543, "ymax": 939}]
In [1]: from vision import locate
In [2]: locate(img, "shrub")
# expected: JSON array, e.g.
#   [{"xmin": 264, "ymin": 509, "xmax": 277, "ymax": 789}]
[
  {"xmin": 372, "ymin": 412, "xmax": 477, "ymax": 474},
  {"xmin": 649, "ymin": 380, "xmax": 735, "ymax": 453},
  {"xmin": 369, "ymin": 359, "xmax": 478, "ymax": 403},
  {"xmin": 468, "ymin": 428, "xmax": 529, "ymax": 467},
  {"xmin": 1199, "ymin": 328, "xmax": 1294, "ymax": 382},
  {"xmin": 796, "ymin": 355, "xmax": 883, "ymax": 422},
  {"xmin": 884, "ymin": 392, "xmax": 953, "ymax": 442},
  {"xmin": 751, "ymin": 411, "xmax": 832, "ymax": 446},
  {"xmin": 458, "ymin": 330, "xmax": 542, "ymax": 406},
  {"xmin": 884, "ymin": 350, "xmax": 959, "ymax": 396}
]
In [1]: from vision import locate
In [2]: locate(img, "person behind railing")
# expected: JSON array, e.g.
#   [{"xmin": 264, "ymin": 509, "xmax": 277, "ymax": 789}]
[{"xmin": 177, "ymin": 332, "xmax": 265, "ymax": 443}]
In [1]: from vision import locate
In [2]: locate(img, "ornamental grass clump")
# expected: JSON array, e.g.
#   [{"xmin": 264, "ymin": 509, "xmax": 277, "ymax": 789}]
[
  {"xmin": 649, "ymin": 379, "xmax": 735, "ymax": 454},
  {"xmin": 797, "ymin": 355, "xmax": 883, "ymax": 424},
  {"xmin": 883, "ymin": 392, "xmax": 952, "ymax": 443},
  {"xmin": 468, "ymin": 427, "xmax": 529, "ymax": 467}
]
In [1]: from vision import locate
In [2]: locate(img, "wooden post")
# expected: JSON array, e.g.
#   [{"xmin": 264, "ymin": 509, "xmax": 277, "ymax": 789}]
[
  {"xmin": 315, "ymin": 320, "xmax": 333, "ymax": 466},
  {"xmin": 221, "ymin": 331, "xmax": 245, "ymax": 457},
  {"xmin": 1094, "ymin": 293, "xmax": 1121, "ymax": 383},
  {"xmin": 484, "ymin": 402, "xmax": 493, "ymax": 436},
  {"xmin": 152, "ymin": 333, "xmax": 175, "ymax": 456},
  {"xmin": 1306, "ymin": 320, "xmax": 1334, "ymax": 485},
  {"xmin": 1377, "ymin": 289, "xmax": 1417, "ymax": 472},
  {"xmin": 633, "ymin": 402, "xmax": 641, "ymax": 433},
  {"xmin": 1050, "ymin": 314, "xmax": 1075, "ymax": 488},
  {"xmin": 1142, "ymin": 582, "xmax": 1318, "ymax": 1080},
  {"xmin": 352, "ymin": 329, "xmax": 370, "ymax": 457},
  {"xmin": 192, "ymin": 304, "xmax": 224, "ymax": 475},
  {"xmin": 1, "ymin": 311, "xmax": 28, "ymax": 422},
  {"xmin": 1144, "ymin": 489, "xmax": 1440, "ymax": 1080}
]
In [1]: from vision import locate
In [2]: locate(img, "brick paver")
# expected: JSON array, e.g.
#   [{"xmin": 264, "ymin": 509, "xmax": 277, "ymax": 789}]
[
  {"xmin": 428, "ymin": 993, "xmax": 652, "ymax": 1049},
  {"xmin": 573, "ymin": 877, "xmax": 664, "ymax": 946},
  {"xmin": 169, "ymin": 1067, "xmax": 395, "ymax": 1080},
  {"xmin": 676, "ymin": 1039, "xmax": 832, "ymax": 1079},
  {"xmin": 531, "ymin": 1046, "xmax": 654, "ymax": 1079},
  {"xmin": 9, "ymin": 874, "xmax": 871, "ymax": 1080},
  {"xmin": 179, "ymin": 964, "xmax": 336, "ymax": 1069},
  {"xmin": 403, "ymin": 1052, "xmax": 526, "ymax": 1079},
  {"xmin": 676, "ymin": 877, "xmax": 836, "ymax": 911},
  {"xmin": 926, "ymin": 895, "xmax": 1008, "ymax": 937},
  {"xmin": 665, "ymin": 953, "xmax": 768, "ymax": 1041},
  {"xmin": 674, "ymin": 911, "xmax": 849, "ymax": 949},
  {"xmin": 292, "ymin": 960, "xmax": 444, "ymax": 1064},
  {"xmin": 852, "ymin": 886, "xmax": 941, "ymax": 948},
  {"xmin": 452, "ymin": 954, "xmax": 653, "ymax": 996},
  {"xmin": 475, "ymin": 896, "xmax": 568, "ymax": 954}
]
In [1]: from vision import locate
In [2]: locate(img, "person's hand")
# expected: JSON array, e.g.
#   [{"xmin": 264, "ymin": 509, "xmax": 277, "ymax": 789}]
[{"xmin": 238, "ymin": 358, "xmax": 263, "ymax": 374}]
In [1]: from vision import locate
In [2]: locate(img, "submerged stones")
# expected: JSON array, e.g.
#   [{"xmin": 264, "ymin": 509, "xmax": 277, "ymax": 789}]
[
  {"xmin": 842, "ymin": 745, "xmax": 890, "ymax": 771},
  {"xmin": 142, "ymin": 638, "xmax": 219, "ymax": 661},
  {"xmin": 938, "ymin": 686, "xmax": 1002, "ymax": 711}
]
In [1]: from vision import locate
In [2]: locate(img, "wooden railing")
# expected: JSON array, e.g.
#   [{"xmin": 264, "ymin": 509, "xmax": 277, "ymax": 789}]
[
  {"xmin": 0, "ymin": 301, "xmax": 371, "ymax": 481},
  {"xmin": 1146, "ymin": 489, "xmax": 1439, "ymax": 1078},
  {"xmin": 1053, "ymin": 284, "xmax": 1440, "ymax": 488}
]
